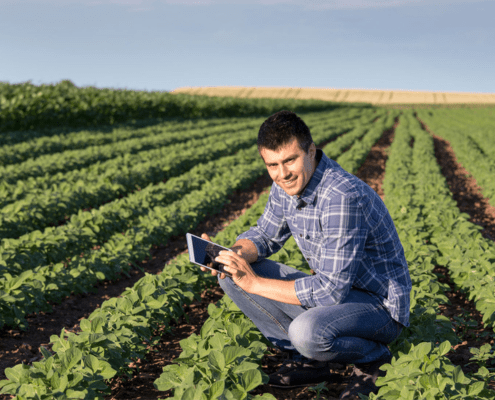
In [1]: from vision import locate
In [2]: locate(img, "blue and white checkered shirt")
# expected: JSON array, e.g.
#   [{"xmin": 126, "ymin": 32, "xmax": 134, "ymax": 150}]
[{"xmin": 237, "ymin": 149, "xmax": 411, "ymax": 327}]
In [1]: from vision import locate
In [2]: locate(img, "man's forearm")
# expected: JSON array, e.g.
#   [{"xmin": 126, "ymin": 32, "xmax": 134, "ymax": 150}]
[
  {"xmin": 230, "ymin": 239, "xmax": 258, "ymax": 264},
  {"xmin": 252, "ymin": 277, "xmax": 301, "ymax": 305}
]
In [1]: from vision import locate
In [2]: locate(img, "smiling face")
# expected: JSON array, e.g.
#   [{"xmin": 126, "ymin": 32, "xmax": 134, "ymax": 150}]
[{"xmin": 260, "ymin": 138, "xmax": 317, "ymax": 197}]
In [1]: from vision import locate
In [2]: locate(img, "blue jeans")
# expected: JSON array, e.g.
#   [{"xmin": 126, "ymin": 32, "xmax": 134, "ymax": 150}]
[{"xmin": 218, "ymin": 258, "xmax": 402, "ymax": 365}]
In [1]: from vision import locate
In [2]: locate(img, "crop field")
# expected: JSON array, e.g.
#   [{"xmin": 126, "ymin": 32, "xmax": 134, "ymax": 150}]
[
  {"xmin": 173, "ymin": 87, "xmax": 495, "ymax": 106},
  {"xmin": 0, "ymin": 81, "xmax": 494, "ymax": 399}
]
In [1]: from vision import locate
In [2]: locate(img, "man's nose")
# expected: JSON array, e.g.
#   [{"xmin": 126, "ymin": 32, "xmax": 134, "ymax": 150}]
[{"xmin": 279, "ymin": 164, "xmax": 290, "ymax": 179}]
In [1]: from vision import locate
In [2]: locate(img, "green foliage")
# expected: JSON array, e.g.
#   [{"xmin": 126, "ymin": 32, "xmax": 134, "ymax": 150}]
[
  {"xmin": 0, "ymin": 108, "xmax": 373, "ymax": 330},
  {"xmin": 368, "ymin": 341, "xmax": 494, "ymax": 399},
  {"xmin": 154, "ymin": 298, "xmax": 274, "ymax": 400},
  {"xmin": 0, "ymin": 80, "xmax": 356, "ymax": 133}
]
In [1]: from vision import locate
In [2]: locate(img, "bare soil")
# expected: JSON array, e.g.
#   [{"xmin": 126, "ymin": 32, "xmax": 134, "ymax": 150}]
[
  {"xmin": 418, "ymin": 116, "xmax": 495, "ymax": 390},
  {"xmin": 2, "ymin": 115, "xmax": 495, "ymax": 399}
]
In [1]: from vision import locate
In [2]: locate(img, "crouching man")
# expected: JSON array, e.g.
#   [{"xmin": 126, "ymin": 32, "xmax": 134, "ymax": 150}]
[{"xmin": 200, "ymin": 110, "xmax": 411, "ymax": 399}]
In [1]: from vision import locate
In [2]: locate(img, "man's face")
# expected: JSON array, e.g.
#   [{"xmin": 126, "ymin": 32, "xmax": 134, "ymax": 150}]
[{"xmin": 260, "ymin": 138, "xmax": 317, "ymax": 197}]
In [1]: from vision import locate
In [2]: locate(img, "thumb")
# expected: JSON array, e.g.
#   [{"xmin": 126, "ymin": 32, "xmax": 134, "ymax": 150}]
[{"xmin": 201, "ymin": 233, "xmax": 211, "ymax": 242}]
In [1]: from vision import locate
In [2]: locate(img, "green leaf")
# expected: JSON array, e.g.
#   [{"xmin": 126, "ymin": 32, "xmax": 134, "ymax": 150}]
[
  {"xmin": 40, "ymin": 346, "xmax": 52, "ymax": 360},
  {"xmin": 468, "ymin": 381, "xmax": 484, "ymax": 396},
  {"xmin": 209, "ymin": 333, "xmax": 225, "ymax": 351},
  {"xmin": 438, "ymin": 341, "xmax": 451, "ymax": 356},
  {"xmin": 50, "ymin": 372, "xmax": 61, "ymax": 390},
  {"xmin": 99, "ymin": 360, "xmax": 117, "ymax": 380},
  {"xmin": 181, "ymin": 386, "xmax": 207, "ymax": 400},
  {"xmin": 137, "ymin": 283, "xmax": 155, "ymax": 301},
  {"xmin": 240, "ymin": 369, "xmax": 263, "ymax": 392},
  {"xmin": 58, "ymin": 374, "xmax": 69, "ymax": 392},
  {"xmin": 452, "ymin": 365, "xmax": 466, "ymax": 384},
  {"xmin": 4, "ymin": 365, "xmax": 29, "ymax": 384},
  {"xmin": 61, "ymin": 347, "xmax": 82, "ymax": 373},
  {"xmin": 65, "ymin": 389, "xmax": 87, "ymax": 399},
  {"xmin": 415, "ymin": 342, "xmax": 432, "ymax": 359},
  {"xmin": 79, "ymin": 319, "xmax": 91, "ymax": 332},
  {"xmin": 223, "ymin": 346, "xmax": 250, "ymax": 365},
  {"xmin": 233, "ymin": 361, "xmax": 260, "ymax": 374},
  {"xmin": 91, "ymin": 317, "xmax": 105, "ymax": 333},
  {"xmin": 208, "ymin": 380, "xmax": 225, "ymax": 400},
  {"xmin": 83, "ymin": 354, "xmax": 100, "ymax": 373},
  {"xmin": 208, "ymin": 350, "xmax": 225, "ymax": 372}
]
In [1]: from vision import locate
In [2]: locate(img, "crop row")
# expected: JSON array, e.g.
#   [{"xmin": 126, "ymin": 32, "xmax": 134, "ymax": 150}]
[
  {"xmin": 0, "ymin": 126, "xmax": 259, "ymax": 240},
  {"xmin": 0, "ymin": 106, "xmax": 366, "ymax": 166},
  {"xmin": 0, "ymin": 108, "xmax": 377, "ymax": 241},
  {"xmin": 0, "ymin": 109, "xmax": 381, "ymax": 329},
  {"xmin": 416, "ymin": 109, "xmax": 495, "ymax": 207},
  {"xmin": 422, "ymin": 108, "xmax": 495, "ymax": 157},
  {"xmin": 0, "ymin": 116, "xmax": 241, "ymax": 166},
  {"xmin": 1, "ymin": 108, "xmax": 394, "ymax": 400},
  {"xmin": 0, "ymin": 119, "xmax": 259, "ymax": 192},
  {"xmin": 0, "ymin": 182, "xmax": 282, "ymax": 399},
  {"xmin": 157, "ymin": 112, "xmax": 494, "ymax": 399},
  {"xmin": 396, "ymin": 113, "xmax": 495, "ymax": 331},
  {"xmin": 0, "ymin": 79, "xmax": 352, "ymax": 133},
  {"xmin": 1, "ymin": 107, "xmax": 366, "ymax": 207},
  {"xmin": 0, "ymin": 108, "xmax": 393, "ymax": 397},
  {"xmin": 154, "ymin": 111, "xmax": 412, "ymax": 399},
  {"xmin": 372, "ymin": 111, "xmax": 495, "ymax": 399},
  {"xmin": 0, "ymin": 147, "xmax": 265, "ymax": 329},
  {"xmin": 0, "ymin": 118, "xmax": 262, "ymax": 179}
]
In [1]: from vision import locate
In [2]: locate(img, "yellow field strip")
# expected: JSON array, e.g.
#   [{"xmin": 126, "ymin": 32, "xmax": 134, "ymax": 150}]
[{"xmin": 172, "ymin": 86, "xmax": 495, "ymax": 105}]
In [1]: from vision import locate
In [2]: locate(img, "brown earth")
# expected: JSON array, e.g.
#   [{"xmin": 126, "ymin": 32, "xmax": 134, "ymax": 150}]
[
  {"xmin": 2, "ymin": 116, "xmax": 495, "ymax": 399},
  {"xmin": 418, "ymin": 116, "xmax": 495, "ymax": 390}
]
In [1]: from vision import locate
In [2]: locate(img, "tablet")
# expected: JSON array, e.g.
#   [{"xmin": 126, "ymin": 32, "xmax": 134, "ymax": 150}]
[{"xmin": 186, "ymin": 233, "xmax": 233, "ymax": 277}]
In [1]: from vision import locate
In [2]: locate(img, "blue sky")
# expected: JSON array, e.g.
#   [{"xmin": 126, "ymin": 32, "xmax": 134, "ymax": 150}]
[{"xmin": 1, "ymin": 0, "xmax": 494, "ymax": 93}]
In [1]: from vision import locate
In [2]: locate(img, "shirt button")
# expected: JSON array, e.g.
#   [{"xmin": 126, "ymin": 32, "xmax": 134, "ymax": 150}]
[{"xmin": 299, "ymin": 234, "xmax": 302, "ymax": 237}]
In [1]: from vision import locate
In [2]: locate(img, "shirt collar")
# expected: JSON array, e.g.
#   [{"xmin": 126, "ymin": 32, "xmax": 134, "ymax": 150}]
[{"xmin": 292, "ymin": 149, "xmax": 329, "ymax": 207}]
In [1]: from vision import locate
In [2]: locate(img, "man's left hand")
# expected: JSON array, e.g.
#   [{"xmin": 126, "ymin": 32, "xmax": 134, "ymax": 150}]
[{"xmin": 215, "ymin": 250, "xmax": 258, "ymax": 292}]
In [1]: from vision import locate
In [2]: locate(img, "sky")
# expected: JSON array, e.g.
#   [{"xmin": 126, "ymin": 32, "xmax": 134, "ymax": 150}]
[{"xmin": 1, "ymin": 0, "xmax": 494, "ymax": 93}]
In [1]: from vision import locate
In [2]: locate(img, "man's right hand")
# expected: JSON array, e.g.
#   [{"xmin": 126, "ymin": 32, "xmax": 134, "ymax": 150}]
[{"xmin": 200, "ymin": 233, "xmax": 228, "ymax": 280}]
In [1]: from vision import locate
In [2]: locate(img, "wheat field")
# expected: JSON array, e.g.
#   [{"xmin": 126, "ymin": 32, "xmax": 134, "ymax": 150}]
[{"xmin": 172, "ymin": 86, "xmax": 495, "ymax": 105}]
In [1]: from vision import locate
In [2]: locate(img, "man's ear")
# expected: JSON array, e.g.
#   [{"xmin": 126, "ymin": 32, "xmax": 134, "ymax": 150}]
[{"xmin": 309, "ymin": 142, "xmax": 316, "ymax": 158}]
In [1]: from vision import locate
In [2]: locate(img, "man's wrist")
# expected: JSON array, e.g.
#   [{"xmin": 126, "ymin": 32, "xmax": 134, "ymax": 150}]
[{"xmin": 230, "ymin": 240, "xmax": 258, "ymax": 264}]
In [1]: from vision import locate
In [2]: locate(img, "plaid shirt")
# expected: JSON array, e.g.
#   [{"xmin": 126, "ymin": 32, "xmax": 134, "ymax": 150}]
[{"xmin": 238, "ymin": 149, "xmax": 411, "ymax": 327}]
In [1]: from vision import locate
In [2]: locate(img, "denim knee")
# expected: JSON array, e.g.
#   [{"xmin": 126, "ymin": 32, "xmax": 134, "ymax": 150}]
[{"xmin": 288, "ymin": 312, "xmax": 332, "ymax": 361}]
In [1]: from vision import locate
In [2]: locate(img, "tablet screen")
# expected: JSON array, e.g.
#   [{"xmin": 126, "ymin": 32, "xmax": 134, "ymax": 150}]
[{"xmin": 187, "ymin": 233, "xmax": 232, "ymax": 277}]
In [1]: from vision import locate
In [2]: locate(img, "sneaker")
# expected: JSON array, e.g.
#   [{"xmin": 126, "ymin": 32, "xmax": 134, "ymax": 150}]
[
  {"xmin": 268, "ymin": 358, "xmax": 342, "ymax": 388},
  {"xmin": 338, "ymin": 351, "xmax": 392, "ymax": 399}
]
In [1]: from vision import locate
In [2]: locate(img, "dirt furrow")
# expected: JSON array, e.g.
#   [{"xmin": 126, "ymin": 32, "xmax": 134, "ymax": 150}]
[
  {"xmin": 0, "ymin": 171, "xmax": 273, "ymax": 382},
  {"xmin": 414, "ymin": 116, "xmax": 495, "ymax": 387},
  {"xmin": 417, "ymin": 117, "xmax": 495, "ymax": 242},
  {"xmin": 0, "ymin": 121, "xmax": 398, "ymax": 400},
  {"xmin": 4, "ymin": 113, "xmax": 495, "ymax": 399}
]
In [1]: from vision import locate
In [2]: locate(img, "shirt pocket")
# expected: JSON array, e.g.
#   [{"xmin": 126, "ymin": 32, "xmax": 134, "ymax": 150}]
[{"xmin": 298, "ymin": 216, "xmax": 324, "ymax": 259}]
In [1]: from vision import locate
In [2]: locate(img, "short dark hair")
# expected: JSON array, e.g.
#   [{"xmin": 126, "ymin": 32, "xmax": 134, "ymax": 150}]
[{"xmin": 257, "ymin": 110, "xmax": 313, "ymax": 154}]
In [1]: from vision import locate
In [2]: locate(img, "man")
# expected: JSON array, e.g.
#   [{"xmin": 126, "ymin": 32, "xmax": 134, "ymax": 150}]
[{"xmin": 200, "ymin": 110, "xmax": 411, "ymax": 399}]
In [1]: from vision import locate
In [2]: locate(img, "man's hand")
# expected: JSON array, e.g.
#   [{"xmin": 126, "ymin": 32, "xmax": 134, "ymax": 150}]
[
  {"xmin": 199, "ymin": 233, "xmax": 228, "ymax": 280},
  {"xmin": 214, "ymin": 249, "xmax": 259, "ymax": 293}
]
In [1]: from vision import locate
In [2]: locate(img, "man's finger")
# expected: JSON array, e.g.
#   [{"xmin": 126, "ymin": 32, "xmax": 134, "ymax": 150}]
[{"xmin": 201, "ymin": 233, "xmax": 211, "ymax": 241}]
